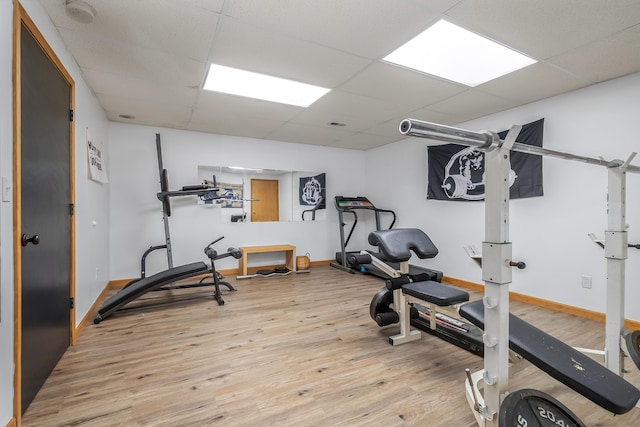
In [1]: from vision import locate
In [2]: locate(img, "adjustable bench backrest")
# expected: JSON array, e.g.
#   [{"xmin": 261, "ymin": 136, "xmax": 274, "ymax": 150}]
[{"xmin": 369, "ymin": 228, "xmax": 439, "ymax": 262}]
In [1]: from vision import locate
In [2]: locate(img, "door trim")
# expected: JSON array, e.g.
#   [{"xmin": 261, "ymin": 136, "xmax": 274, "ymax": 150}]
[{"xmin": 12, "ymin": 2, "xmax": 76, "ymax": 422}]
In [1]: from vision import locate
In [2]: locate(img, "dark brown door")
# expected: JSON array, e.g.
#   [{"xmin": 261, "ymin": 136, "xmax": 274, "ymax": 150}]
[
  {"xmin": 20, "ymin": 22, "xmax": 72, "ymax": 413},
  {"xmin": 251, "ymin": 179, "xmax": 279, "ymax": 222}
]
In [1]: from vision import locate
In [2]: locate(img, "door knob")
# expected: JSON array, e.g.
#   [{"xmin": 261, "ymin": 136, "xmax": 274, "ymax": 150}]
[{"xmin": 21, "ymin": 234, "xmax": 40, "ymax": 247}]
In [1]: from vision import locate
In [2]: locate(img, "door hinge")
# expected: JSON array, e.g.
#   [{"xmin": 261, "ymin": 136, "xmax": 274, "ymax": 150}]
[
  {"xmin": 70, "ymin": 297, "xmax": 74, "ymax": 309},
  {"xmin": 69, "ymin": 203, "xmax": 75, "ymax": 215},
  {"xmin": 69, "ymin": 109, "xmax": 74, "ymax": 122}
]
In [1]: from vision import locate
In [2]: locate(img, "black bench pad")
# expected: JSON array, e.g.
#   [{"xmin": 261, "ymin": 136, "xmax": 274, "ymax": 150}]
[
  {"xmin": 459, "ymin": 300, "xmax": 640, "ymax": 414},
  {"xmin": 96, "ymin": 261, "xmax": 209, "ymax": 322},
  {"xmin": 402, "ymin": 281, "xmax": 469, "ymax": 306},
  {"xmin": 369, "ymin": 228, "xmax": 438, "ymax": 262}
]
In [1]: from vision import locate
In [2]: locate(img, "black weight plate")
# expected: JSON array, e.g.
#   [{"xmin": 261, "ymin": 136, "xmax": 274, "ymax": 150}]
[
  {"xmin": 499, "ymin": 389, "xmax": 585, "ymax": 427},
  {"xmin": 624, "ymin": 329, "xmax": 640, "ymax": 370},
  {"xmin": 370, "ymin": 287, "xmax": 392, "ymax": 321}
]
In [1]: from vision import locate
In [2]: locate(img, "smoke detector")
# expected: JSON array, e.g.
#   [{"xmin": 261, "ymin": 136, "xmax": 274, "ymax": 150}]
[{"xmin": 65, "ymin": 0, "xmax": 95, "ymax": 24}]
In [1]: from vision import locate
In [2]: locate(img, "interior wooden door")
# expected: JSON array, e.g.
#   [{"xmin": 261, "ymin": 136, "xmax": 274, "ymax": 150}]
[
  {"xmin": 20, "ymin": 21, "xmax": 73, "ymax": 414},
  {"xmin": 251, "ymin": 179, "xmax": 279, "ymax": 222}
]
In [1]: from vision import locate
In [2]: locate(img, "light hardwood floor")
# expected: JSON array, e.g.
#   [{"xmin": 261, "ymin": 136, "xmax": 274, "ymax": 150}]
[{"xmin": 22, "ymin": 267, "xmax": 640, "ymax": 426}]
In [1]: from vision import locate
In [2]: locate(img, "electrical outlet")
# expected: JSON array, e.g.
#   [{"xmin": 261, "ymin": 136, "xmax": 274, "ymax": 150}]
[{"xmin": 581, "ymin": 275, "xmax": 592, "ymax": 289}]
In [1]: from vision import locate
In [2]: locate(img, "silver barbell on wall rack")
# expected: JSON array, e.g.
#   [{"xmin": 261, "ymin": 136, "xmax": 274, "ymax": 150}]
[
  {"xmin": 398, "ymin": 117, "xmax": 639, "ymax": 426},
  {"xmin": 399, "ymin": 119, "xmax": 640, "ymax": 173}
]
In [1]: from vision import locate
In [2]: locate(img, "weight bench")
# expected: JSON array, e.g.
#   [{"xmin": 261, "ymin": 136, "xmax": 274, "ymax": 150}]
[
  {"xmin": 94, "ymin": 262, "xmax": 211, "ymax": 323},
  {"xmin": 370, "ymin": 228, "xmax": 640, "ymax": 415},
  {"xmin": 390, "ymin": 280, "xmax": 640, "ymax": 415},
  {"xmin": 460, "ymin": 299, "xmax": 640, "ymax": 414}
]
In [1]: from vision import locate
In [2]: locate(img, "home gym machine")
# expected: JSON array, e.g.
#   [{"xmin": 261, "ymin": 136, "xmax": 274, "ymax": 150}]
[
  {"xmin": 330, "ymin": 195, "xmax": 442, "ymax": 281},
  {"xmin": 125, "ymin": 133, "xmax": 236, "ymax": 292},
  {"xmin": 94, "ymin": 134, "xmax": 241, "ymax": 323},
  {"xmin": 369, "ymin": 227, "xmax": 640, "ymax": 425},
  {"xmin": 384, "ymin": 118, "xmax": 640, "ymax": 426},
  {"xmin": 94, "ymin": 237, "xmax": 242, "ymax": 323}
]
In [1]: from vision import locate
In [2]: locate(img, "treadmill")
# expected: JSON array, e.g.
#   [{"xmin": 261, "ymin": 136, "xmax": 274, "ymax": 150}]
[{"xmin": 330, "ymin": 196, "xmax": 442, "ymax": 281}]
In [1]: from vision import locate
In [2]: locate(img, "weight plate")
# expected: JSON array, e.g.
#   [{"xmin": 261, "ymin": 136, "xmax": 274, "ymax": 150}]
[
  {"xmin": 370, "ymin": 287, "xmax": 392, "ymax": 321},
  {"xmin": 499, "ymin": 389, "xmax": 585, "ymax": 427},
  {"xmin": 624, "ymin": 329, "xmax": 640, "ymax": 370}
]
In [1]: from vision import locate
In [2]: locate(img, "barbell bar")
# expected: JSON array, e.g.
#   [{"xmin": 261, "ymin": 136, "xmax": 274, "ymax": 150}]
[{"xmin": 399, "ymin": 119, "xmax": 640, "ymax": 174}]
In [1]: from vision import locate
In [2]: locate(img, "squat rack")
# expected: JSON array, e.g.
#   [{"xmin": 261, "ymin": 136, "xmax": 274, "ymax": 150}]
[{"xmin": 399, "ymin": 118, "xmax": 639, "ymax": 426}]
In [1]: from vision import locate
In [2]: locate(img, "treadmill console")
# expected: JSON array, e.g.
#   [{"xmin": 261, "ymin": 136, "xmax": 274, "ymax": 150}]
[{"xmin": 335, "ymin": 196, "xmax": 375, "ymax": 209}]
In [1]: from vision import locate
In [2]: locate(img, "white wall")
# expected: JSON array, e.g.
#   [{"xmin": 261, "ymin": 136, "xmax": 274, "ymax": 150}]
[
  {"xmin": 0, "ymin": 2, "xmax": 15, "ymax": 424},
  {"xmin": 365, "ymin": 72, "xmax": 640, "ymax": 322},
  {"xmin": 1, "ymin": 1, "xmax": 110, "ymax": 424},
  {"xmin": 108, "ymin": 123, "xmax": 369, "ymax": 279}
]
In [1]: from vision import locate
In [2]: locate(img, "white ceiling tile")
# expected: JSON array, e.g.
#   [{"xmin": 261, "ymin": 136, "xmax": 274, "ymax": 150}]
[
  {"xmin": 477, "ymin": 61, "xmax": 587, "ymax": 104},
  {"xmin": 38, "ymin": 0, "xmax": 640, "ymax": 150},
  {"xmin": 266, "ymin": 122, "xmax": 354, "ymax": 146},
  {"xmin": 403, "ymin": 108, "xmax": 463, "ymax": 126},
  {"xmin": 339, "ymin": 62, "xmax": 467, "ymax": 110},
  {"xmin": 194, "ymin": 91, "xmax": 303, "ymax": 122},
  {"xmin": 548, "ymin": 24, "xmax": 640, "ymax": 83},
  {"xmin": 210, "ymin": 17, "xmax": 371, "ymax": 87},
  {"xmin": 307, "ymin": 90, "xmax": 412, "ymax": 123},
  {"xmin": 290, "ymin": 109, "xmax": 379, "ymax": 133},
  {"xmin": 59, "ymin": 28, "xmax": 208, "ymax": 88},
  {"xmin": 446, "ymin": 0, "xmax": 640, "ymax": 59},
  {"xmin": 100, "ymin": 93, "xmax": 192, "ymax": 128},
  {"xmin": 224, "ymin": 0, "xmax": 443, "ymax": 59},
  {"xmin": 43, "ymin": 0, "xmax": 221, "ymax": 62},
  {"xmin": 187, "ymin": 111, "xmax": 285, "ymax": 140},
  {"xmin": 330, "ymin": 133, "xmax": 405, "ymax": 150},
  {"xmin": 82, "ymin": 69, "xmax": 199, "ymax": 107},
  {"xmin": 427, "ymin": 90, "xmax": 522, "ymax": 121}
]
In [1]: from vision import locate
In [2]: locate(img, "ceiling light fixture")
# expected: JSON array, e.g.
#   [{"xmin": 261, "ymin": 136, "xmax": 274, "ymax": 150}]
[
  {"xmin": 228, "ymin": 166, "xmax": 263, "ymax": 172},
  {"xmin": 65, "ymin": 0, "xmax": 96, "ymax": 24},
  {"xmin": 384, "ymin": 20, "xmax": 536, "ymax": 87},
  {"xmin": 203, "ymin": 64, "xmax": 330, "ymax": 107}
]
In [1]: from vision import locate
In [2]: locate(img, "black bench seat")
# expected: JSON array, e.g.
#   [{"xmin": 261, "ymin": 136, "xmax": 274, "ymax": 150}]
[
  {"xmin": 95, "ymin": 261, "xmax": 210, "ymax": 323},
  {"xmin": 459, "ymin": 300, "xmax": 640, "ymax": 414},
  {"xmin": 403, "ymin": 281, "xmax": 469, "ymax": 306}
]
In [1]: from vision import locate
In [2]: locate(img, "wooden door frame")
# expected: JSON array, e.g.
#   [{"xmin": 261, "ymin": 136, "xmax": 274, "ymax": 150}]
[{"xmin": 12, "ymin": 2, "xmax": 77, "ymax": 423}]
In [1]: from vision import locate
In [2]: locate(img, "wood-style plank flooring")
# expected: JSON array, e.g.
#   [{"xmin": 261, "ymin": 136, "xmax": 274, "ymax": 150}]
[{"xmin": 22, "ymin": 267, "xmax": 640, "ymax": 426}]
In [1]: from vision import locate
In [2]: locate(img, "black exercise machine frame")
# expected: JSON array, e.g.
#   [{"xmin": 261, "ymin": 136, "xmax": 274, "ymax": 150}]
[
  {"xmin": 331, "ymin": 195, "xmax": 396, "ymax": 275},
  {"xmin": 330, "ymin": 195, "xmax": 442, "ymax": 281}
]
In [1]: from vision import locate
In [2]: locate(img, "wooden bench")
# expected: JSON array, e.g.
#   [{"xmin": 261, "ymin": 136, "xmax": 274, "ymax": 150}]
[{"xmin": 238, "ymin": 244, "xmax": 296, "ymax": 276}]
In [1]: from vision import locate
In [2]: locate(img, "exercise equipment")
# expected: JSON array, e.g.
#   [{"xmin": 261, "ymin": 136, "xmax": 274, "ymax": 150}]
[
  {"xmin": 125, "ymin": 134, "xmax": 235, "ymax": 291},
  {"xmin": 497, "ymin": 389, "xmax": 585, "ymax": 427},
  {"xmin": 369, "ymin": 228, "xmax": 640, "ymax": 425},
  {"xmin": 152, "ymin": 133, "xmax": 221, "ymax": 271},
  {"xmin": 330, "ymin": 195, "xmax": 442, "ymax": 281},
  {"xmin": 94, "ymin": 237, "xmax": 241, "ymax": 323},
  {"xmin": 399, "ymin": 118, "xmax": 640, "ymax": 425},
  {"xmin": 302, "ymin": 196, "xmax": 325, "ymax": 221},
  {"xmin": 236, "ymin": 267, "xmax": 293, "ymax": 280}
]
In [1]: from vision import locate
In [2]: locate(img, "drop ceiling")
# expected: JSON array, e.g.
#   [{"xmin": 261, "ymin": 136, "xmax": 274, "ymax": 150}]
[{"xmin": 39, "ymin": 0, "xmax": 640, "ymax": 150}]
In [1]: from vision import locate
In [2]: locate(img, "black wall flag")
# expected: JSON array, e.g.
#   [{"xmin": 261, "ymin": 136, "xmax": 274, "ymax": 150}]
[
  {"xmin": 427, "ymin": 118, "xmax": 544, "ymax": 201},
  {"xmin": 299, "ymin": 173, "xmax": 326, "ymax": 209}
]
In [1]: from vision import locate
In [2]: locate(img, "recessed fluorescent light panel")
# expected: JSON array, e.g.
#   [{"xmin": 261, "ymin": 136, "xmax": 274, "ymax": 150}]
[
  {"xmin": 384, "ymin": 20, "xmax": 536, "ymax": 87},
  {"xmin": 203, "ymin": 64, "xmax": 330, "ymax": 107}
]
